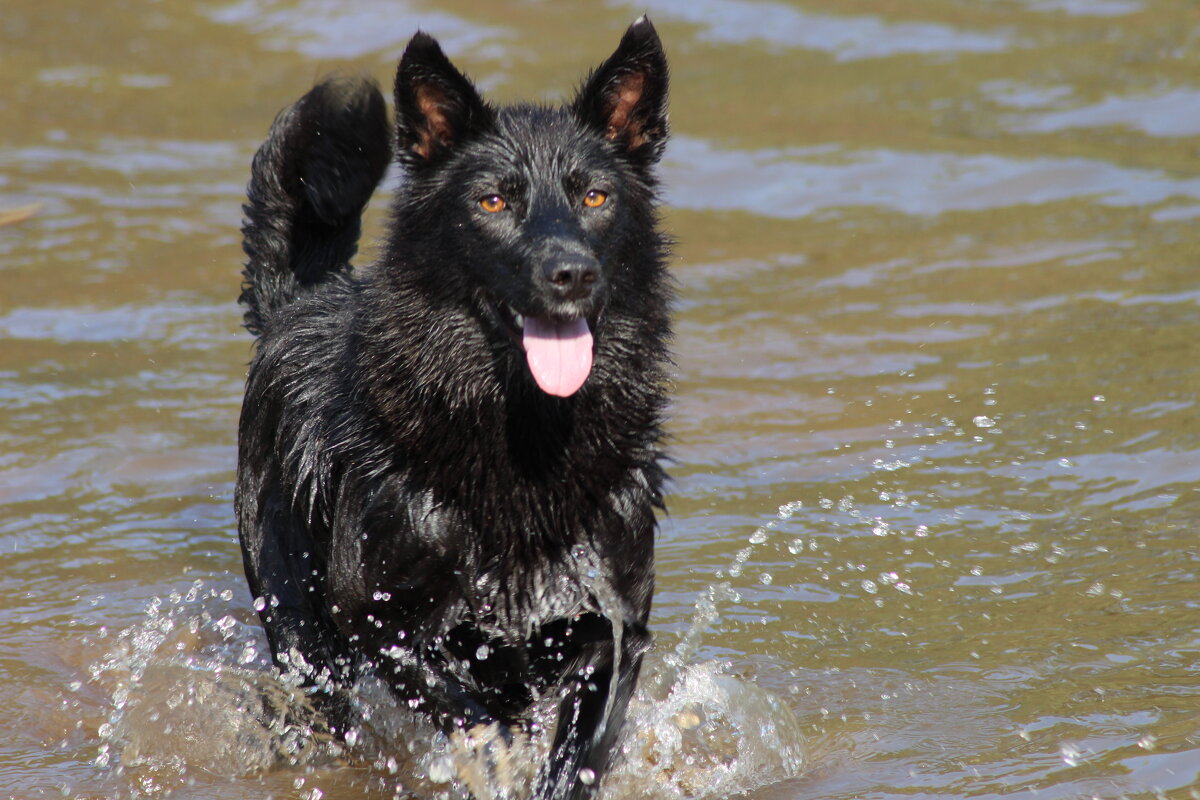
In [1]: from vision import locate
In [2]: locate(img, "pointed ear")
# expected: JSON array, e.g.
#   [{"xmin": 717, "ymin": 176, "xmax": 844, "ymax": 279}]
[
  {"xmin": 394, "ymin": 32, "xmax": 492, "ymax": 165},
  {"xmin": 572, "ymin": 17, "xmax": 670, "ymax": 165}
]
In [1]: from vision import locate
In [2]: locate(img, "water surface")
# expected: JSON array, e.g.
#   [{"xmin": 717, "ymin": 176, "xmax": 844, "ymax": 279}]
[{"xmin": 3, "ymin": 1, "xmax": 1199, "ymax": 798}]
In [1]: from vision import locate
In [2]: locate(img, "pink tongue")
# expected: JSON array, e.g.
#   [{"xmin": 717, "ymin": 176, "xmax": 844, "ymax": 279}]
[{"xmin": 522, "ymin": 316, "xmax": 594, "ymax": 397}]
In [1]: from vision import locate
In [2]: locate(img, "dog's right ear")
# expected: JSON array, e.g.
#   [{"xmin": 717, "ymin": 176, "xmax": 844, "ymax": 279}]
[
  {"xmin": 573, "ymin": 16, "xmax": 670, "ymax": 167},
  {"xmin": 394, "ymin": 32, "xmax": 492, "ymax": 166}
]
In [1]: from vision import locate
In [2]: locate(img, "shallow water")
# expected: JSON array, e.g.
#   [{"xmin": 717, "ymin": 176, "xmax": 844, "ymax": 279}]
[{"xmin": 3, "ymin": 1, "xmax": 1200, "ymax": 798}]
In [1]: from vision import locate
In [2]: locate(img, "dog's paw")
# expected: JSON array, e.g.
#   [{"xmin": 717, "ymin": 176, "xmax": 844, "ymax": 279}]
[{"xmin": 450, "ymin": 722, "xmax": 535, "ymax": 800}]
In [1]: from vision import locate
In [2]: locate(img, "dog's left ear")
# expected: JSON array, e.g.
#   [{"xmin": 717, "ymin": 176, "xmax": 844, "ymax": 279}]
[
  {"xmin": 573, "ymin": 16, "xmax": 670, "ymax": 166},
  {"xmin": 394, "ymin": 32, "xmax": 492, "ymax": 166}
]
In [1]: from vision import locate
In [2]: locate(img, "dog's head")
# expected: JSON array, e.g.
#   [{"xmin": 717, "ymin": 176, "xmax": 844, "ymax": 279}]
[{"xmin": 388, "ymin": 18, "xmax": 670, "ymax": 398}]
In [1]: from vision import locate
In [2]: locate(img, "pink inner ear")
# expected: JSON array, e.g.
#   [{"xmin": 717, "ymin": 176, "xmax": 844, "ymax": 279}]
[
  {"xmin": 605, "ymin": 72, "xmax": 647, "ymax": 147},
  {"xmin": 414, "ymin": 84, "xmax": 453, "ymax": 158}
]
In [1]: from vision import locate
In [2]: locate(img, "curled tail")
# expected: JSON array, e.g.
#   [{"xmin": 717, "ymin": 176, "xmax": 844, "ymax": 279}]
[{"xmin": 239, "ymin": 76, "xmax": 391, "ymax": 337}]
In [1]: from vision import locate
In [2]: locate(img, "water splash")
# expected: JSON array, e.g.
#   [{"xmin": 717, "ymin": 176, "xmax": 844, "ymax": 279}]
[
  {"xmin": 591, "ymin": 501, "xmax": 811, "ymax": 797},
  {"xmin": 83, "ymin": 538, "xmax": 811, "ymax": 800},
  {"xmin": 87, "ymin": 580, "xmax": 340, "ymax": 794},
  {"xmin": 607, "ymin": 661, "xmax": 805, "ymax": 800},
  {"xmin": 655, "ymin": 501, "xmax": 804, "ymax": 694}
]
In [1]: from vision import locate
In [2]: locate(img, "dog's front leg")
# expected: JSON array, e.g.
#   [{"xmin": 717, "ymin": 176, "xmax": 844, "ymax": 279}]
[{"xmin": 535, "ymin": 619, "xmax": 649, "ymax": 800}]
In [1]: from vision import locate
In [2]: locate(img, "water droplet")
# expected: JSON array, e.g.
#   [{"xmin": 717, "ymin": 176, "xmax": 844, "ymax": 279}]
[
  {"xmin": 214, "ymin": 614, "xmax": 236, "ymax": 636},
  {"xmin": 578, "ymin": 768, "xmax": 596, "ymax": 786},
  {"xmin": 475, "ymin": 645, "xmax": 490, "ymax": 661},
  {"xmin": 778, "ymin": 500, "xmax": 802, "ymax": 517},
  {"xmin": 759, "ymin": 573, "xmax": 773, "ymax": 585},
  {"xmin": 972, "ymin": 415, "xmax": 995, "ymax": 428},
  {"xmin": 253, "ymin": 596, "xmax": 267, "ymax": 612},
  {"xmin": 429, "ymin": 756, "xmax": 454, "ymax": 783},
  {"xmin": 748, "ymin": 529, "xmax": 767, "ymax": 545},
  {"xmin": 861, "ymin": 579, "xmax": 878, "ymax": 594}
]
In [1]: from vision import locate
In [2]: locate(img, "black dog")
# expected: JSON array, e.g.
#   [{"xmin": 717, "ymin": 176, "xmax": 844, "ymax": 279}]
[{"xmin": 235, "ymin": 17, "xmax": 672, "ymax": 800}]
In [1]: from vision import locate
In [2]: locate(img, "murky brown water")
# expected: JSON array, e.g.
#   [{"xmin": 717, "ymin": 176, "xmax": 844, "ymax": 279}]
[{"xmin": 3, "ymin": 1, "xmax": 1200, "ymax": 798}]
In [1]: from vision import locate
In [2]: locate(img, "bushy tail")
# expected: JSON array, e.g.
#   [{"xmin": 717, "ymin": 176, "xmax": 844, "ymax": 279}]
[{"xmin": 239, "ymin": 76, "xmax": 391, "ymax": 337}]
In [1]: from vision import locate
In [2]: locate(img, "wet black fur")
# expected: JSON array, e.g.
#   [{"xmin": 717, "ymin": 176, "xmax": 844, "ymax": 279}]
[{"xmin": 236, "ymin": 19, "xmax": 671, "ymax": 800}]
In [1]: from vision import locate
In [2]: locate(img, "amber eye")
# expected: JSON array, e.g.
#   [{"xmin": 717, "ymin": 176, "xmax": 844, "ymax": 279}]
[
  {"xmin": 480, "ymin": 195, "xmax": 507, "ymax": 213},
  {"xmin": 583, "ymin": 190, "xmax": 608, "ymax": 209}
]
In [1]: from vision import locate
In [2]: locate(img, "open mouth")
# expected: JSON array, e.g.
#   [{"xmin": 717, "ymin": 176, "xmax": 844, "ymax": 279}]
[{"xmin": 482, "ymin": 296, "xmax": 596, "ymax": 398}]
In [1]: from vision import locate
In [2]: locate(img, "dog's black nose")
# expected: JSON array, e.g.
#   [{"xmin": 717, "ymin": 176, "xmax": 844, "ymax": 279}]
[{"xmin": 543, "ymin": 255, "xmax": 599, "ymax": 301}]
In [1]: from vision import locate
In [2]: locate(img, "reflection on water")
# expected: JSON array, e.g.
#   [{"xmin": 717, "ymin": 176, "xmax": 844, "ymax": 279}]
[
  {"xmin": 612, "ymin": 0, "xmax": 1012, "ymax": 59},
  {"xmin": 1015, "ymin": 0, "xmax": 1145, "ymax": 16},
  {"xmin": 665, "ymin": 135, "xmax": 1200, "ymax": 217},
  {"xmin": 1003, "ymin": 88, "xmax": 1200, "ymax": 138},
  {"xmin": 3, "ymin": 0, "xmax": 1200, "ymax": 798},
  {"xmin": 210, "ymin": 0, "xmax": 506, "ymax": 58}
]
